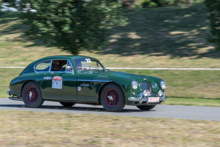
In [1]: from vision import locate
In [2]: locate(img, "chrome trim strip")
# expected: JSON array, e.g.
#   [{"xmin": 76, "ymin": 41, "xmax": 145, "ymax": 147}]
[
  {"xmin": 128, "ymin": 97, "xmax": 146, "ymax": 102},
  {"xmin": 9, "ymin": 97, "xmax": 23, "ymax": 101},
  {"xmin": 77, "ymin": 79, "xmax": 112, "ymax": 82},
  {"xmin": 49, "ymin": 60, "xmax": 53, "ymax": 72},
  {"xmin": 43, "ymin": 76, "xmax": 52, "ymax": 80},
  {"xmin": 80, "ymin": 84, "xmax": 90, "ymax": 87}
]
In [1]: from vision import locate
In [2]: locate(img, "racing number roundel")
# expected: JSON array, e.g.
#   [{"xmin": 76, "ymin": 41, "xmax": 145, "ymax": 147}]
[{"xmin": 52, "ymin": 76, "xmax": 63, "ymax": 89}]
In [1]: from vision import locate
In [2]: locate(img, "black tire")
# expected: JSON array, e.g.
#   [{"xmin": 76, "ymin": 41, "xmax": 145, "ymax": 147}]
[
  {"xmin": 60, "ymin": 102, "xmax": 75, "ymax": 107},
  {"xmin": 137, "ymin": 105, "xmax": 156, "ymax": 111},
  {"xmin": 100, "ymin": 83, "xmax": 125, "ymax": 112},
  {"xmin": 22, "ymin": 82, "xmax": 44, "ymax": 108}
]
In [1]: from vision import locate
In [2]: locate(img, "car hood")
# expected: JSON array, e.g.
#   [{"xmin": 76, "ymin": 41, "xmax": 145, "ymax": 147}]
[
  {"xmin": 78, "ymin": 70, "xmax": 163, "ymax": 92},
  {"xmin": 79, "ymin": 70, "xmax": 162, "ymax": 83}
]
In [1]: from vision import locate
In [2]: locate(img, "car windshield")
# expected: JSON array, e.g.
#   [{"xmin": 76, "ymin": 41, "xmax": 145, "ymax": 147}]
[{"xmin": 73, "ymin": 58, "xmax": 104, "ymax": 72}]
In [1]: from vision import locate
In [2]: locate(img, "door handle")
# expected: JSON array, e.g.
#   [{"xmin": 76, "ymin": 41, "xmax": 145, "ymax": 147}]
[{"xmin": 43, "ymin": 76, "xmax": 52, "ymax": 80}]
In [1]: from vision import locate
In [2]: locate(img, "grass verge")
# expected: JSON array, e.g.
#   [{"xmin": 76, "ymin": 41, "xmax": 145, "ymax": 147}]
[
  {"xmin": 165, "ymin": 97, "xmax": 220, "ymax": 107},
  {"xmin": 0, "ymin": 110, "xmax": 219, "ymax": 147},
  {"xmin": 0, "ymin": 68, "xmax": 22, "ymax": 98}
]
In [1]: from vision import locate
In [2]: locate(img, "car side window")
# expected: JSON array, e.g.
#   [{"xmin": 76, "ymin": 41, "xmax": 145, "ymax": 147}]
[
  {"xmin": 35, "ymin": 60, "xmax": 51, "ymax": 72},
  {"xmin": 51, "ymin": 60, "xmax": 67, "ymax": 72}
]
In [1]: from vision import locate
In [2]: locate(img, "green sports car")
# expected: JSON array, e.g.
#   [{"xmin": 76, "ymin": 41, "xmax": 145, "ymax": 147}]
[{"xmin": 7, "ymin": 55, "xmax": 166, "ymax": 112}]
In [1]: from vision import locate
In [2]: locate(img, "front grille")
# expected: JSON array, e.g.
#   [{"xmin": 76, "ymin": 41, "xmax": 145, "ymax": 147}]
[
  {"xmin": 141, "ymin": 82, "xmax": 157, "ymax": 97},
  {"xmin": 141, "ymin": 81, "xmax": 151, "ymax": 91}
]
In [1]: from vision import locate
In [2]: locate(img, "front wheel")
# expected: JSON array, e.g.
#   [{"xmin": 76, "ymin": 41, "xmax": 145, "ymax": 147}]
[
  {"xmin": 22, "ymin": 82, "xmax": 44, "ymax": 108},
  {"xmin": 60, "ymin": 102, "xmax": 75, "ymax": 107},
  {"xmin": 100, "ymin": 83, "xmax": 125, "ymax": 112},
  {"xmin": 137, "ymin": 105, "xmax": 156, "ymax": 111}
]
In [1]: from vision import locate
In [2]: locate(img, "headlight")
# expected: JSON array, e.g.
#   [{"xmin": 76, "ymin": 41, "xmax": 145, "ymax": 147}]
[
  {"xmin": 131, "ymin": 80, "xmax": 138, "ymax": 90},
  {"xmin": 160, "ymin": 81, "xmax": 166, "ymax": 89}
]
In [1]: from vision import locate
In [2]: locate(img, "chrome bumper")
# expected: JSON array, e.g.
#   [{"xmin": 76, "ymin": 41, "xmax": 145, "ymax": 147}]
[
  {"xmin": 9, "ymin": 97, "xmax": 23, "ymax": 101},
  {"xmin": 128, "ymin": 94, "xmax": 166, "ymax": 104},
  {"xmin": 7, "ymin": 91, "xmax": 11, "ymax": 96}
]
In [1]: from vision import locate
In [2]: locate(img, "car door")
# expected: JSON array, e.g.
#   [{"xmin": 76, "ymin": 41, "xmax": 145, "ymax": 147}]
[
  {"xmin": 73, "ymin": 58, "xmax": 109, "ymax": 103},
  {"xmin": 77, "ymin": 72, "xmax": 103, "ymax": 103},
  {"xmin": 41, "ymin": 60, "xmax": 78, "ymax": 101}
]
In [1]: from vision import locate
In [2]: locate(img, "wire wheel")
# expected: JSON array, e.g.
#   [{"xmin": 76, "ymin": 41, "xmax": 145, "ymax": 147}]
[
  {"xmin": 25, "ymin": 86, "xmax": 39, "ymax": 103},
  {"xmin": 104, "ymin": 88, "xmax": 120, "ymax": 108},
  {"xmin": 22, "ymin": 82, "xmax": 44, "ymax": 108},
  {"xmin": 101, "ymin": 84, "xmax": 125, "ymax": 112}
]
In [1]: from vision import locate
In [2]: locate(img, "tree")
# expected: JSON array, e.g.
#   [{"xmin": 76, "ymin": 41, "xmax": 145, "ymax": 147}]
[
  {"xmin": 205, "ymin": 0, "xmax": 220, "ymax": 51},
  {"xmin": 18, "ymin": 0, "xmax": 125, "ymax": 55}
]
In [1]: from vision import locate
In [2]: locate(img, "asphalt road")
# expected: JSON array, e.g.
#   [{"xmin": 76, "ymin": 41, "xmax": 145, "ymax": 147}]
[{"xmin": 0, "ymin": 98, "xmax": 220, "ymax": 121}]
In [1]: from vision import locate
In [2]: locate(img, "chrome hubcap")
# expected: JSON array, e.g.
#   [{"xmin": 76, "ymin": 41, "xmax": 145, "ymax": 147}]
[
  {"xmin": 107, "ymin": 96, "xmax": 113, "ymax": 100},
  {"xmin": 29, "ymin": 91, "xmax": 32, "ymax": 99}
]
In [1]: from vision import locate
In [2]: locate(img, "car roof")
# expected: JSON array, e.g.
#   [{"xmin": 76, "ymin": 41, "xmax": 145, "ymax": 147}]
[
  {"xmin": 20, "ymin": 55, "xmax": 100, "ymax": 75},
  {"xmin": 36, "ymin": 55, "xmax": 98, "ymax": 61}
]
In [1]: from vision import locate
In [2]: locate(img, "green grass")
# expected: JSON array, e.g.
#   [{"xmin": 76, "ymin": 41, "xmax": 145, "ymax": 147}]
[
  {"xmin": 0, "ymin": 4, "xmax": 220, "ymax": 68},
  {"xmin": 1, "ymin": 68, "xmax": 220, "ymax": 107},
  {"xmin": 165, "ymin": 98, "xmax": 220, "ymax": 107},
  {"xmin": 0, "ymin": 68, "xmax": 22, "ymax": 98}
]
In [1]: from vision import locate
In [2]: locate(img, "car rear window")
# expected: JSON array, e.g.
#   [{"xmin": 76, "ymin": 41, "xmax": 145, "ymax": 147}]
[{"xmin": 35, "ymin": 60, "xmax": 51, "ymax": 72}]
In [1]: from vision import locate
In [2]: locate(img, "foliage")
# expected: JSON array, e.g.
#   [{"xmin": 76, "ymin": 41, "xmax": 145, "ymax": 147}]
[
  {"xmin": 158, "ymin": 0, "xmax": 176, "ymax": 6},
  {"xmin": 148, "ymin": 1, "xmax": 157, "ymax": 7},
  {"xmin": 0, "ymin": 0, "xmax": 2, "ymax": 9},
  {"xmin": 152, "ymin": 0, "xmax": 204, "ymax": 7},
  {"xmin": 8, "ymin": 0, "xmax": 16, "ymax": 7},
  {"xmin": 205, "ymin": 0, "xmax": 220, "ymax": 51},
  {"xmin": 18, "ymin": 0, "xmax": 125, "ymax": 55},
  {"xmin": 133, "ymin": 0, "xmax": 204, "ymax": 8},
  {"xmin": 134, "ymin": 0, "xmax": 158, "ymax": 8},
  {"xmin": 121, "ymin": 0, "xmax": 135, "ymax": 8},
  {"xmin": 141, "ymin": 0, "xmax": 150, "ymax": 7}
]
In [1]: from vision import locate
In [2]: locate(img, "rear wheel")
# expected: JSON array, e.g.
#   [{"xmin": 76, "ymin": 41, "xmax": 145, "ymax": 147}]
[
  {"xmin": 22, "ymin": 82, "xmax": 44, "ymax": 108},
  {"xmin": 60, "ymin": 102, "xmax": 75, "ymax": 107},
  {"xmin": 137, "ymin": 105, "xmax": 156, "ymax": 111},
  {"xmin": 101, "ymin": 83, "xmax": 125, "ymax": 112}
]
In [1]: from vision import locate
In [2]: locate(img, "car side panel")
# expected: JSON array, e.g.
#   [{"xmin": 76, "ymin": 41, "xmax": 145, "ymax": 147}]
[
  {"xmin": 10, "ymin": 73, "xmax": 44, "ymax": 97},
  {"xmin": 41, "ymin": 72, "xmax": 78, "ymax": 101}
]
